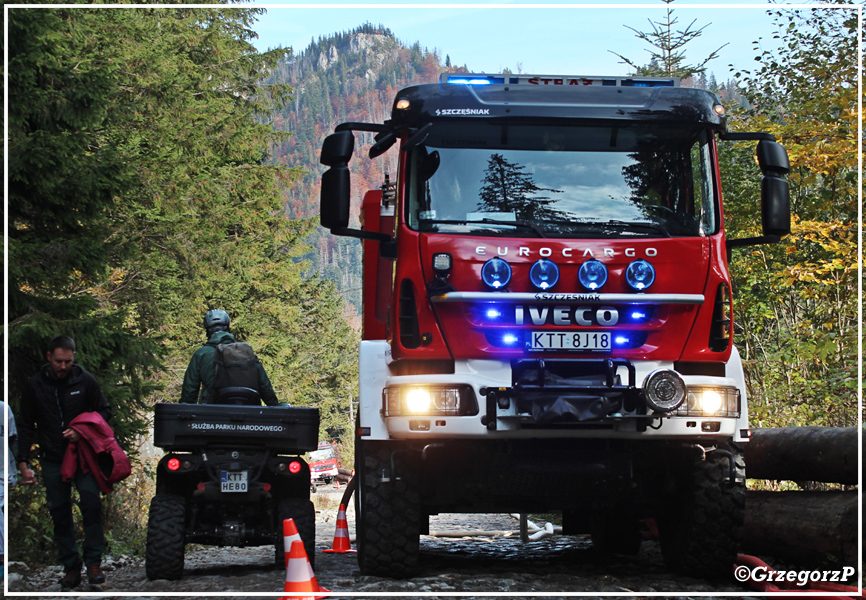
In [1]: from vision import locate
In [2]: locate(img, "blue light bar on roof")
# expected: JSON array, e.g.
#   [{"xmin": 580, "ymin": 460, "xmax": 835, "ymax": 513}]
[
  {"xmin": 445, "ymin": 75, "xmax": 505, "ymax": 85},
  {"xmin": 440, "ymin": 73, "xmax": 679, "ymax": 87}
]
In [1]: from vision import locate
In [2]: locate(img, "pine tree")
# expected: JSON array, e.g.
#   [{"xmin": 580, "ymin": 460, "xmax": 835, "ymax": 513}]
[{"xmin": 610, "ymin": 0, "xmax": 728, "ymax": 79}]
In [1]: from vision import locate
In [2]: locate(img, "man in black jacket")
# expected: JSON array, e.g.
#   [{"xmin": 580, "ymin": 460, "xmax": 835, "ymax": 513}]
[{"xmin": 17, "ymin": 336, "xmax": 112, "ymax": 589}]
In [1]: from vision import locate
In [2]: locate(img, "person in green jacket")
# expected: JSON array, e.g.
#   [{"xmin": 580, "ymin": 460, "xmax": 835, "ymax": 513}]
[{"xmin": 180, "ymin": 309, "xmax": 279, "ymax": 405}]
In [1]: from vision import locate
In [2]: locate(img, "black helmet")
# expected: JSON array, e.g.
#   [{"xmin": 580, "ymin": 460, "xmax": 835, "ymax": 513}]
[{"xmin": 203, "ymin": 309, "xmax": 230, "ymax": 335}]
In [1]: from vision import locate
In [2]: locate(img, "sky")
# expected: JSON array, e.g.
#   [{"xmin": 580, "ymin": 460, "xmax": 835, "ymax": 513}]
[{"xmin": 247, "ymin": 2, "xmax": 858, "ymax": 81}]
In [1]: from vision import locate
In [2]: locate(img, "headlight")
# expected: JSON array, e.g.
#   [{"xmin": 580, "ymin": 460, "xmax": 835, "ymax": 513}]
[
  {"xmin": 578, "ymin": 260, "xmax": 608, "ymax": 290},
  {"xmin": 405, "ymin": 388, "xmax": 431, "ymax": 413},
  {"xmin": 677, "ymin": 387, "xmax": 740, "ymax": 417},
  {"xmin": 625, "ymin": 260, "xmax": 655, "ymax": 291},
  {"xmin": 384, "ymin": 385, "xmax": 478, "ymax": 416},
  {"xmin": 529, "ymin": 259, "xmax": 559, "ymax": 290},
  {"xmin": 642, "ymin": 369, "xmax": 687, "ymax": 413},
  {"xmin": 481, "ymin": 258, "xmax": 511, "ymax": 289}
]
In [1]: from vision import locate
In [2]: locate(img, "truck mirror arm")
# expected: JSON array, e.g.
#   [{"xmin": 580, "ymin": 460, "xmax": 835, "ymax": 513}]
[
  {"xmin": 727, "ymin": 235, "xmax": 781, "ymax": 249},
  {"xmin": 330, "ymin": 227, "xmax": 393, "ymax": 245},
  {"xmin": 718, "ymin": 131, "xmax": 777, "ymax": 142}
]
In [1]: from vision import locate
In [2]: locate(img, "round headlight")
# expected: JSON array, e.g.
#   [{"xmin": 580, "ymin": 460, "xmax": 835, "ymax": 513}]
[
  {"xmin": 481, "ymin": 258, "xmax": 511, "ymax": 289},
  {"xmin": 529, "ymin": 259, "xmax": 559, "ymax": 290},
  {"xmin": 625, "ymin": 260, "xmax": 656, "ymax": 291},
  {"xmin": 643, "ymin": 369, "xmax": 686, "ymax": 413},
  {"xmin": 578, "ymin": 260, "xmax": 608, "ymax": 290}
]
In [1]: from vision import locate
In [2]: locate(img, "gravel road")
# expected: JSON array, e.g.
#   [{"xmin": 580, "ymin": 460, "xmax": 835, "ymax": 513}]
[{"xmin": 6, "ymin": 484, "xmax": 764, "ymax": 599}]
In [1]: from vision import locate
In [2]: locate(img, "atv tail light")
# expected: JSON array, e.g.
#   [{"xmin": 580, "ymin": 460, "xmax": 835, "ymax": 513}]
[
  {"xmin": 167, "ymin": 457, "xmax": 181, "ymax": 471},
  {"xmin": 288, "ymin": 461, "xmax": 302, "ymax": 474},
  {"xmin": 529, "ymin": 259, "xmax": 559, "ymax": 290},
  {"xmin": 625, "ymin": 259, "xmax": 655, "ymax": 291},
  {"xmin": 578, "ymin": 260, "xmax": 608, "ymax": 290},
  {"xmin": 642, "ymin": 369, "xmax": 687, "ymax": 413},
  {"xmin": 384, "ymin": 384, "xmax": 478, "ymax": 416},
  {"xmin": 677, "ymin": 387, "xmax": 740, "ymax": 417},
  {"xmin": 481, "ymin": 257, "xmax": 511, "ymax": 289}
]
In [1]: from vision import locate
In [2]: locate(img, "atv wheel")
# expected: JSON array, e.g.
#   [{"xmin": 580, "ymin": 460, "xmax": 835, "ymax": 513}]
[
  {"xmin": 658, "ymin": 441, "xmax": 745, "ymax": 579},
  {"xmin": 355, "ymin": 441, "xmax": 420, "ymax": 578},
  {"xmin": 275, "ymin": 498, "xmax": 316, "ymax": 569},
  {"xmin": 145, "ymin": 494, "xmax": 186, "ymax": 581}
]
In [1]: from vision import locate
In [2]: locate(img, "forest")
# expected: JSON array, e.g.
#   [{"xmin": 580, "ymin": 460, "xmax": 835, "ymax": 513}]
[{"xmin": 5, "ymin": 2, "xmax": 858, "ymax": 563}]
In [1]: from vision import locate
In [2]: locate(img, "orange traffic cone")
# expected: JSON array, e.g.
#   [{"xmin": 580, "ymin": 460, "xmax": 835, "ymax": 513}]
[
  {"xmin": 280, "ymin": 520, "xmax": 329, "ymax": 599},
  {"xmin": 323, "ymin": 503, "xmax": 356, "ymax": 554}
]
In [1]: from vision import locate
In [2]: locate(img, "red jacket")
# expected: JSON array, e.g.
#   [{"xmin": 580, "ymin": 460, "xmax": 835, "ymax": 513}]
[{"xmin": 61, "ymin": 411, "xmax": 131, "ymax": 493}]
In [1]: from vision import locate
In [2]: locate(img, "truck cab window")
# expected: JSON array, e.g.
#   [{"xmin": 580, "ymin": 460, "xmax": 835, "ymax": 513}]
[{"xmin": 406, "ymin": 123, "xmax": 717, "ymax": 238}]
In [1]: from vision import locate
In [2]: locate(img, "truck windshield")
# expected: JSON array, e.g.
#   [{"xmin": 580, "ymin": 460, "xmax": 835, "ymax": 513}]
[
  {"xmin": 405, "ymin": 122, "xmax": 716, "ymax": 238},
  {"xmin": 310, "ymin": 448, "xmax": 335, "ymax": 462}
]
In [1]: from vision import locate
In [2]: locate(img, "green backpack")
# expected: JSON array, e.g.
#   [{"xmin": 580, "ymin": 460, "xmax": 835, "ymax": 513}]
[{"xmin": 212, "ymin": 342, "xmax": 260, "ymax": 396}]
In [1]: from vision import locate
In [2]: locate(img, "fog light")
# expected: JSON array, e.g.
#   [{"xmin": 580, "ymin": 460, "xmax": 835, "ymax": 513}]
[
  {"xmin": 578, "ymin": 260, "xmax": 608, "ymax": 290},
  {"xmin": 643, "ymin": 369, "xmax": 686, "ymax": 412},
  {"xmin": 626, "ymin": 260, "xmax": 655, "ymax": 291},
  {"xmin": 530, "ymin": 259, "xmax": 559, "ymax": 290},
  {"xmin": 481, "ymin": 257, "xmax": 511, "ymax": 289},
  {"xmin": 167, "ymin": 457, "xmax": 180, "ymax": 471},
  {"xmin": 288, "ymin": 461, "xmax": 302, "ymax": 474}
]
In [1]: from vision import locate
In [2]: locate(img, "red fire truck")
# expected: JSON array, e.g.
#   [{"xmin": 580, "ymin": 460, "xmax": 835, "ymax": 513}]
[
  {"xmin": 318, "ymin": 74, "xmax": 790, "ymax": 579},
  {"xmin": 309, "ymin": 441, "xmax": 339, "ymax": 485}
]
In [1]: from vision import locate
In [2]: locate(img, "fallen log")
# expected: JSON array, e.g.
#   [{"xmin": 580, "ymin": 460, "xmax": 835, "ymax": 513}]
[
  {"xmin": 744, "ymin": 490, "xmax": 859, "ymax": 567},
  {"xmin": 745, "ymin": 427, "xmax": 858, "ymax": 484}
]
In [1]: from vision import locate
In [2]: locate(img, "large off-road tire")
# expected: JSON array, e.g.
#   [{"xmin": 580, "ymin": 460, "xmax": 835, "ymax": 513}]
[
  {"xmin": 145, "ymin": 494, "xmax": 186, "ymax": 581},
  {"xmin": 355, "ymin": 441, "xmax": 420, "ymax": 578},
  {"xmin": 590, "ymin": 512, "xmax": 642, "ymax": 555},
  {"xmin": 658, "ymin": 441, "xmax": 745, "ymax": 579},
  {"xmin": 275, "ymin": 498, "xmax": 316, "ymax": 569}
]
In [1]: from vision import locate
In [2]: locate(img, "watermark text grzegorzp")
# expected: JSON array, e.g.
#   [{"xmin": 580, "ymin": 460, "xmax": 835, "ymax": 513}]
[{"xmin": 734, "ymin": 565, "xmax": 856, "ymax": 585}]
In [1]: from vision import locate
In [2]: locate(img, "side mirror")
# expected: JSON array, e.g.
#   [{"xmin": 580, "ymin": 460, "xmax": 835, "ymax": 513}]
[
  {"xmin": 756, "ymin": 140, "xmax": 790, "ymax": 176},
  {"xmin": 757, "ymin": 141, "xmax": 791, "ymax": 237},
  {"xmin": 320, "ymin": 131, "xmax": 355, "ymax": 230}
]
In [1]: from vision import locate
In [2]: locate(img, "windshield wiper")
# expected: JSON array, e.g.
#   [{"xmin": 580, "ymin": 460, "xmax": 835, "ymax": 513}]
[
  {"xmin": 601, "ymin": 220, "xmax": 672, "ymax": 238},
  {"xmin": 420, "ymin": 218, "xmax": 546, "ymax": 238}
]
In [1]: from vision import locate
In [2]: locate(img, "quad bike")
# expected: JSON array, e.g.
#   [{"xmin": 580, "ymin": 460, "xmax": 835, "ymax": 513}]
[{"xmin": 145, "ymin": 388, "xmax": 319, "ymax": 580}]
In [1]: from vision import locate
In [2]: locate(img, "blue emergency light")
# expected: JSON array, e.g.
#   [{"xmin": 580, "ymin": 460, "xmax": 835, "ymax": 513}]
[{"xmin": 441, "ymin": 73, "xmax": 678, "ymax": 88}]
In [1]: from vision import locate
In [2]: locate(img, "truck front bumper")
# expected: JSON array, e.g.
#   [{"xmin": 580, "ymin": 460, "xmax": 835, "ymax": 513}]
[{"xmin": 359, "ymin": 341, "xmax": 750, "ymax": 443}]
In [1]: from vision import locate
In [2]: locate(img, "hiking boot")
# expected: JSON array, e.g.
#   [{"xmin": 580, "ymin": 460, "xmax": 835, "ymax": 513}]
[
  {"xmin": 87, "ymin": 565, "xmax": 106, "ymax": 585},
  {"xmin": 59, "ymin": 566, "xmax": 82, "ymax": 589}
]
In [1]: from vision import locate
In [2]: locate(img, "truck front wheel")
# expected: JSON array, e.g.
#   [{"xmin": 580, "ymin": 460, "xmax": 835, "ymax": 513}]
[
  {"xmin": 145, "ymin": 494, "xmax": 186, "ymax": 581},
  {"xmin": 658, "ymin": 441, "xmax": 745, "ymax": 579},
  {"xmin": 355, "ymin": 441, "xmax": 420, "ymax": 578}
]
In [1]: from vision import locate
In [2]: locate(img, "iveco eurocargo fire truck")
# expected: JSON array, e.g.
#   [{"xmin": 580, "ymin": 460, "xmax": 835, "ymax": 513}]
[{"xmin": 318, "ymin": 74, "xmax": 790, "ymax": 579}]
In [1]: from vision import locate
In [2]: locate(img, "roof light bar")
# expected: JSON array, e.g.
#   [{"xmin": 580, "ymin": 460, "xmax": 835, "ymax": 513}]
[{"xmin": 441, "ymin": 73, "xmax": 679, "ymax": 87}]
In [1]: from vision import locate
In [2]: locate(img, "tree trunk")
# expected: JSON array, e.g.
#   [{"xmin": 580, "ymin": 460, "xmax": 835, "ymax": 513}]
[
  {"xmin": 745, "ymin": 427, "xmax": 858, "ymax": 484},
  {"xmin": 744, "ymin": 490, "xmax": 859, "ymax": 567}
]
